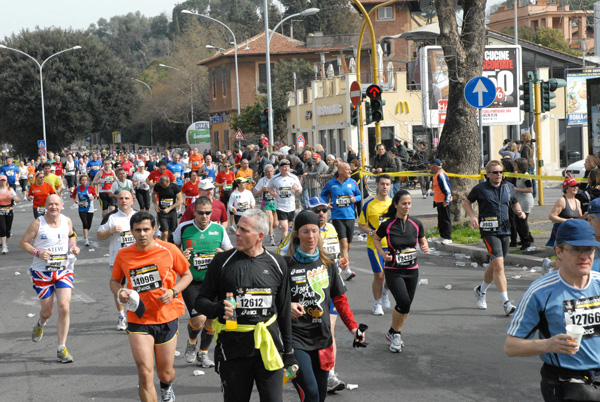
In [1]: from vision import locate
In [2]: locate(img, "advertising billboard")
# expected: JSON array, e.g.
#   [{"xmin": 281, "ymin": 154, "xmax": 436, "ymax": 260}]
[
  {"xmin": 186, "ymin": 121, "xmax": 211, "ymax": 146},
  {"xmin": 567, "ymin": 69, "xmax": 600, "ymax": 126},
  {"xmin": 420, "ymin": 45, "xmax": 522, "ymax": 127}
]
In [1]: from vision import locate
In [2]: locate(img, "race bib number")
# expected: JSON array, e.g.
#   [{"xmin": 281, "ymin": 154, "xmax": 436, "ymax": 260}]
[
  {"xmin": 46, "ymin": 253, "xmax": 68, "ymax": 271},
  {"xmin": 480, "ymin": 217, "xmax": 499, "ymax": 232},
  {"xmin": 79, "ymin": 200, "xmax": 89, "ymax": 209},
  {"xmin": 174, "ymin": 172, "xmax": 181, "ymax": 178},
  {"xmin": 192, "ymin": 252, "xmax": 215, "ymax": 271},
  {"xmin": 279, "ymin": 187, "xmax": 292, "ymax": 198},
  {"xmin": 119, "ymin": 230, "xmax": 135, "ymax": 248},
  {"xmin": 92, "ymin": 166, "xmax": 100, "ymax": 170},
  {"xmin": 237, "ymin": 202, "xmax": 249, "ymax": 212},
  {"xmin": 323, "ymin": 240, "xmax": 340, "ymax": 258},
  {"xmin": 336, "ymin": 195, "xmax": 352, "ymax": 207},
  {"xmin": 0, "ymin": 207, "xmax": 11, "ymax": 215},
  {"xmin": 396, "ymin": 248, "xmax": 417, "ymax": 268},
  {"xmin": 236, "ymin": 288, "xmax": 273, "ymax": 317},
  {"xmin": 264, "ymin": 191, "xmax": 274, "ymax": 201},
  {"xmin": 160, "ymin": 198, "xmax": 174, "ymax": 209},
  {"xmin": 37, "ymin": 207, "xmax": 47, "ymax": 215},
  {"xmin": 130, "ymin": 264, "xmax": 162, "ymax": 293},
  {"xmin": 6, "ymin": 170, "xmax": 13, "ymax": 176},
  {"xmin": 564, "ymin": 296, "xmax": 600, "ymax": 338}
]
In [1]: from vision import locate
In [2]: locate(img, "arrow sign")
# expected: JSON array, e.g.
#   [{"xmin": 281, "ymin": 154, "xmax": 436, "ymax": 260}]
[
  {"xmin": 464, "ymin": 76, "xmax": 496, "ymax": 109},
  {"xmin": 366, "ymin": 84, "xmax": 382, "ymax": 99}
]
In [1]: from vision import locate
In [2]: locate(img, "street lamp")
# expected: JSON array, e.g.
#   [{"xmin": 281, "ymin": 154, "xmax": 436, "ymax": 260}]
[
  {"xmin": 0, "ymin": 44, "xmax": 81, "ymax": 151},
  {"xmin": 158, "ymin": 63, "xmax": 194, "ymax": 123},
  {"xmin": 206, "ymin": 44, "xmax": 226, "ymax": 52},
  {"xmin": 181, "ymin": 10, "xmax": 241, "ymax": 116},
  {"xmin": 264, "ymin": 5, "xmax": 319, "ymax": 148},
  {"xmin": 131, "ymin": 78, "xmax": 154, "ymax": 146}
]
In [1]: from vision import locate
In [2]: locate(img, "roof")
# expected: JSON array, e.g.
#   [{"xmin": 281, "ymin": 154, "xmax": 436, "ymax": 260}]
[{"xmin": 198, "ymin": 30, "xmax": 353, "ymax": 66}]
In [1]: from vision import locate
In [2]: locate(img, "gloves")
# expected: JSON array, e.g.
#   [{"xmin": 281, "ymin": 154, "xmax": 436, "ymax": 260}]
[
  {"xmin": 353, "ymin": 323, "xmax": 369, "ymax": 348},
  {"xmin": 282, "ymin": 351, "xmax": 298, "ymax": 368}
]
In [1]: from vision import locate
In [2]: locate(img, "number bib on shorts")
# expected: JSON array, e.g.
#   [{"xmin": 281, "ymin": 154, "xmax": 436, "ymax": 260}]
[
  {"xmin": 119, "ymin": 231, "xmax": 135, "ymax": 248},
  {"xmin": 564, "ymin": 296, "xmax": 600, "ymax": 338},
  {"xmin": 336, "ymin": 195, "xmax": 352, "ymax": 207},
  {"xmin": 192, "ymin": 252, "xmax": 215, "ymax": 272},
  {"xmin": 323, "ymin": 239, "xmax": 340, "ymax": 259},
  {"xmin": 279, "ymin": 187, "xmax": 292, "ymax": 198},
  {"xmin": 237, "ymin": 202, "xmax": 249, "ymax": 212},
  {"xmin": 236, "ymin": 288, "xmax": 273, "ymax": 317},
  {"xmin": 480, "ymin": 217, "xmax": 499, "ymax": 232},
  {"xmin": 37, "ymin": 207, "xmax": 47, "ymax": 215},
  {"xmin": 160, "ymin": 198, "xmax": 174, "ymax": 209},
  {"xmin": 0, "ymin": 206, "xmax": 11, "ymax": 215},
  {"xmin": 395, "ymin": 248, "xmax": 417, "ymax": 268},
  {"xmin": 46, "ymin": 253, "xmax": 68, "ymax": 271},
  {"xmin": 130, "ymin": 264, "xmax": 162, "ymax": 293}
]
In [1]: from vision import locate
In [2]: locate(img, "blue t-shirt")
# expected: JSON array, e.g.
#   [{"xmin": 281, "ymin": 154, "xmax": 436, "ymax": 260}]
[
  {"xmin": 0, "ymin": 164, "xmax": 20, "ymax": 185},
  {"xmin": 320, "ymin": 177, "xmax": 362, "ymax": 220},
  {"xmin": 507, "ymin": 270, "xmax": 600, "ymax": 370},
  {"xmin": 86, "ymin": 160, "xmax": 103, "ymax": 177},
  {"xmin": 167, "ymin": 162, "xmax": 184, "ymax": 186}
]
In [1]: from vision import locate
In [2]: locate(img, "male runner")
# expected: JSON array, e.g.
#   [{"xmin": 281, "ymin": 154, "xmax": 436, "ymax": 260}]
[
  {"xmin": 179, "ymin": 179, "xmax": 228, "ymax": 229},
  {"xmin": 28, "ymin": 171, "xmax": 55, "ymax": 218},
  {"xmin": 110, "ymin": 212, "xmax": 192, "ymax": 402},
  {"xmin": 0, "ymin": 156, "xmax": 20, "ymax": 190},
  {"xmin": 98, "ymin": 190, "xmax": 137, "ymax": 331},
  {"xmin": 108, "ymin": 168, "xmax": 134, "ymax": 201},
  {"xmin": 269, "ymin": 159, "xmax": 302, "ymax": 241},
  {"xmin": 153, "ymin": 176, "xmax": 183, "ymax": 241},
  {"xmin": 173, "ymin": 196, "xmax": 232, "ymax": 368},
  {"xmin": 20, "ymin": 194, "xmax": 80, "ymax": 362},
  {"xmin": 92, "ymin": 159, "xmax": 117, "ymax": 217}
]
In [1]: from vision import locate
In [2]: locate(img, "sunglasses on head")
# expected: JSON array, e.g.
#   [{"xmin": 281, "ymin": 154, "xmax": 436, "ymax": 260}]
[{"xmin": 195, "ymin": 210, "xmax": 212, "ymax": 215}]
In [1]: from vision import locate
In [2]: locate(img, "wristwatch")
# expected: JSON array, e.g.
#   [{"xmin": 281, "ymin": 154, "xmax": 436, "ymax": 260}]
[
  {"xmin": 368, "ymin": 230, "xmax": 373, "ymax": 236},
  {"xmin": 170, "ymin": 288, "xmax": 178, "ymax": 298}
]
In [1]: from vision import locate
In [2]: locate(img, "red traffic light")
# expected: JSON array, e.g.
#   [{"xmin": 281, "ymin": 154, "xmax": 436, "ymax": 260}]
[
  {"xmin": 264, "ymin": 108, "xmax": 269, "ymax": 115},
  {"xmin": 366, "ymin": 84, "xmax": 382, "ymax": 99}
]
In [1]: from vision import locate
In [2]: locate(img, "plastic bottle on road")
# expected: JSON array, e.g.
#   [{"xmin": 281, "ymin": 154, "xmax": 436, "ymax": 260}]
[
  {"xmin": 482, "ymin": 263, "xmax": 489, "ymax": 268},
  {"xmin": 453, "ymin": 254, "xmax": 471, "ymax": 259},
  {"xmin": 470, "ymin": 262, "xmax": 478, "ymax": 267},
  {"xmin": 453, "ymin": 261, "xmax": 466, "ymax": 267}
]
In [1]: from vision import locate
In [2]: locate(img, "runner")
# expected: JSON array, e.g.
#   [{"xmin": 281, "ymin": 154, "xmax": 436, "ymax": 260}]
[
  {"xmin": 0, "ymin": 174, "xmax": 20, "ymax": 254},
  {"xmin": 132, "ymin": 162, "xmax": 151, "ymax": 212},
  {"xmin": 228, "ymin": 178, "xmax": 255, "ymax": 227},
  {"xmin": 0, "ymin": 156, "xmax": 20, "ymax": 190},
  {"xmin": 189, "ymin": 148, "xmax": 204, "ymax": 175},
  {"xmin": 98, "ymin": 190, "xmax": 137, "ymax": 331},
  {"xmin": 42, "ymin": 162, "xmax": 64, "ymax": 194},
  {"xmin": 180, "ymin": 180, "xmax": 229, "ymax": 229},
  {"xmin": 19, "ymin": 194, "xmax": 80, "ymax": 363},
  {"xmin": 172, "ymin": 196, "xmax": 233, "ymax": 368},
  {"xmin": 320, "ymin": 162, "xmax": 361, "ymax": 281},
  {"xmin": 110, "ymin": 211, "xmax": 192, "ymax": 402},
  {"xmin": 464, "ymin": 160, "xmax": 526, "ymax": 315},
  {"xmin": 92, "ymin": 159, "xmax": 117, "ymax": 217},
  {"xmin": 28, "ymin": 171, "xmax": 56, "ymax": 219},
  {"xmin": 358, "ymin": 174, "xmax": 393, "ymax": 316},
  {"xmin": 236, "ymin": 159, "xmax": 255, "ymax": 190},
  {"xmin": 147, "ymin": 160, "xmax": 176, "ymax": 187},
  {"xmin": 181, "ymin": 170, "xmax": 200, "ymax": 208},
  {"xmin": 253, "ymin": 164, "xmax": 278, "ymax": 246},
  {"xmin": 372, "ymin": 190, "xmax": 429, "ymax": 353},
  {"xmin": 64, "ymin": 154, "xmax": 78, "ymax": 193},
  {"xmin": 71, "ymin": 174, "xmax": 97, "ymax": 246},
  {"xmin": 109, "ymin": 168, "xmax": 134, "ymax": 201},
  {"xmin": 153, "ymin": 176, "xmax": 183, "ymax": 241},
  {"xmin": 214, "ymin": 162, "xmax": 235, "ymax": 228},
  {"xmin": 18, "ymin": 159, "xmax": 29, "ymax": 198},
  {"xmin": 269, "ymin": 159, "xmax": 302, "ymax": 241},
  {"xmin": 195, "ymin": 209, "xmax": 293, "ymax": 402}
]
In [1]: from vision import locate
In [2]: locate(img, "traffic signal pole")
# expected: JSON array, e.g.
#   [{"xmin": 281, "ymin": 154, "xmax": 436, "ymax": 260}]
[{"xmin": 533, "ymin": 73, "xmax": 544, "ymax": 206}]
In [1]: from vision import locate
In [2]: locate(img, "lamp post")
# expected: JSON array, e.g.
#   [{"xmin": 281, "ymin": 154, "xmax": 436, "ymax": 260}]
[
  {"xmin": 206, "ymin": 44, "xmax": 226, "ymax": 52},
  {"xmin": 264, "ymin": 5, "xmax": 319, "ymax": 148},
  {"xmin": 181, "ymin": 10, "xmax": 241, "ymax": 116},
  {"xmin": 158, "ymin": 63, "xmax": 194, "ymax": 123},
  {"xmin": 131, "ymin": 78, "xmax": 154, "ymax": 146},
  {"xmin": 0, "ymin": 44, "xmax": 81, "ymax": 151}
]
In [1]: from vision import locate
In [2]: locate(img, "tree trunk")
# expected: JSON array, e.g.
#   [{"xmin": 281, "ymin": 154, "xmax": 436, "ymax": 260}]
[{"xmin": 434, "ymin": 0, "xmax": 487, "ymax": 221}]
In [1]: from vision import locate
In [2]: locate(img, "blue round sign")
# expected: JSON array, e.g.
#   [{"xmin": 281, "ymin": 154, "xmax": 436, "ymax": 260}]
[{"xmin": 464, "ymin": 77, "xmax": 496, "ymax": 109}]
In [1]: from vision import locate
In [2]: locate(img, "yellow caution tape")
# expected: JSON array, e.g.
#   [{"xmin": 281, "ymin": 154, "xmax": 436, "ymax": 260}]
[{"xmin": 359, "ymin": 169, "xmax": 587, "ymax": 183}]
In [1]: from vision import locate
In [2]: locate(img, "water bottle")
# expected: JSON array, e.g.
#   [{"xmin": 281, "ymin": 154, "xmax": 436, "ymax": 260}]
[
  {"xmin": 526, "ymin": 247, "xmax": 538, "ymax": 252},
  {"xmin": 66, "ymin": 254, "xmax": 77, "ymax": 270},
  {"xmin": 225, "ymin": 292, "xmax": 237, "ymax": 330},
  {"xmin": 282, "ymin": 364, "xmax": 299, "ymax": 385},
  {"xmin": 482, "ymin": 263, "xmax": 490, "ymax": 268},
  {"xmin": 470, "ymin": 262, "xmax": 478, "ymax": 267},
  {"xmin": 431, "ymin": 251, "xmax": 440, "ymax": 256},
  {"xmin": 453, "ymin": 253, "xmax": 471, "ymax": 259},
  {"xmin": 453, "ymin": 261, "xmax": 466, "ymax": 267}
]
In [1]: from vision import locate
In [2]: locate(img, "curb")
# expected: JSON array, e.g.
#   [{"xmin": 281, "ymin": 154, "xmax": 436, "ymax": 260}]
[{"xmin": 432, "ymin": 241, "xmax": 546, "ymax": 268}]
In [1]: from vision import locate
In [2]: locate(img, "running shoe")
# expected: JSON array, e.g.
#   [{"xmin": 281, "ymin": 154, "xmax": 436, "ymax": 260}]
[
  {"xmin": 327, "ymin": 372, "xmax": 346, "ymax": 393},
  {"xmin": 184, "ymin": 341, "xmax": 197, "ymax": 363},
  {"xmin": 269, "ymin": 235, "xmax": 276, "ymax": 247},
  {"xmin": 474, "ymin": 286, "xmax": 487, "ymax": 310},
  {"xmin": 372, "ymin": 302, "xmax": 384, "ymax": 316},
  {"xmin": 197, "ymin": 351, "xmax": 215, "ymax": 368},
  {"xmin": 541, "ymin": 257, "xmax": 552, "ymax": 275},
  {"xmin": 57, "ymin": 346, "xmax": 74, "ymax": 363},
  {"xmin": 116, "ymin": 315, "xmax": 127, "ymax": 331},
  {"xmin": 32, "ymin": 322, "xmax": 44, "ymax": 342},
  {"xmin": 504, "ymin": 301, "xmax": 516, "ymax": 316},
  {"xmin": 341, "ymin": 268, "xmax": 355, "ymax": 281},
  {"xmin": 381, "ymin": 292, "xmax": 391, "ymax": 309},
  {"xmin": 385, "ymin": 329, "xmax": 405, "ymax": 346},
  {"xmin": 160, "ymin": 384, "xmax": 175, "ymax": 402},
  {"xmin": 229, "ymin": 225, "xmax": 236, "ymax": 234},
  {"xmin": 440, "ymin": 238, "xmax": 453, "ymax": 245},
  {"xmin": 389, "ymin": 333, "xmax": 403, "ymax": 353},
  {"xmin": 85, "ymin": 239, "xmax": 90, "ymax": 247},
  {"xmin": 1, "ymin": 244, "xmax": 7, "ymax": 254}
]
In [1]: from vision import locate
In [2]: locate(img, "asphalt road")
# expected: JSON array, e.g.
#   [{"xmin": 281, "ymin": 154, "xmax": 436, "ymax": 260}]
[{"xmin": 0, "ymin": 189, "xmax": 558, "ymax": 401}]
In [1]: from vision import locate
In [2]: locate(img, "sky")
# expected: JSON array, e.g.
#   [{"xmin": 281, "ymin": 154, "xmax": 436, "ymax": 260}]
[{"xmin": 0, "ymin": 0, "xmax": 181, "ymax": 39}]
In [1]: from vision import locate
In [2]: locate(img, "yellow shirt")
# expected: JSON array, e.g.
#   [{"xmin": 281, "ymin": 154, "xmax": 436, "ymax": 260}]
[
  {"xmin": 236, "ymin": 168, "xmax": 254, "ymax": 190},
  {"xmin": 359, "ymin": 196, "xmax": 392, "ymax": 249},
  {"xmin": 44, "ymin": 173, "xmax": 62, "ymax": 192}
]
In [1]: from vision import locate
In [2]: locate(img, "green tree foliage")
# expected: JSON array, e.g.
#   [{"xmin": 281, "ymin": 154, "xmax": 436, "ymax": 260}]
[
  {"xmin": 499, "ymin": 26, "xmax": 579, "ymax": 55},
  {"xmin": 280, "ymin": 0, "xmax": 361, "ymax": 40},
  {"xmin": 230, "ymin": 97, "xmax": 267, "ymax": 140},
  {"xmin": 0, "ymin": 29, "xmax": 140, "ymax": 155}
]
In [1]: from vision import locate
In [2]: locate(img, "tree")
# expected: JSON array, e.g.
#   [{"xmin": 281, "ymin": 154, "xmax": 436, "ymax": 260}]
[
  {"xmin": 280, "ymin": 0, "xmax": 361, "ymax": 40},
  {"xmin": 434, "ymin": 0, "xmax": 487, "ymax": 219},
  {"xmin": 499, "ymin": 26, "xmax": 579, "ymax": 56},
  {"xmin": 0, "ymin": 28, "xmax": 140, "ymax": 155}
]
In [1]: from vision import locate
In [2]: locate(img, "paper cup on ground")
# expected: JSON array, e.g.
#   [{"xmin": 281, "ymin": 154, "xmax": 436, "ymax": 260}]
[{"xmin": 566, "ymin": 324, "xmax": 584, "ymax": 346}]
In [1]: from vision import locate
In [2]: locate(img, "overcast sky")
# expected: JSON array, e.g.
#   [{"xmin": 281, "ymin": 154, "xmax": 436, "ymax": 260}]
[{"xmin": 0, "ymin": 0, "xmax": 181, "ymax": 40}]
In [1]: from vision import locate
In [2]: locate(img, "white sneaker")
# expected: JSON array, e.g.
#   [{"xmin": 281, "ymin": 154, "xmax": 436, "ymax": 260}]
[
  {"xmin": 389, "ymin": 333, "xmax": 403, "ymax": 353},
  {"xmin": 341, "ymin": 268, "xmax": 355, "ymax": 281},
  {"xmin": 85, "ymin": 239, "xmax": 90, "ymax": 247},
  {"xmin": 184, "ymin": 340, "xmax": 197, "ymax": 363},
  {"xmin": 160, "ymin": 383, "xmax": 175, "ymax": 402},
  {"xmin": 474, "ymin": 286, "xmax": 487, "ymax": 310},
  {"xmin": 541, "ymin": 257, "xmax": 553, "ymax": 275},
  {"xmin": 440, "ymin": 238, "xmax": 452, "ymax": 245},
  {"xmin": 504, "ymin": 301, "xmax": 516, "ymax": 316},
  {"xmin": 327, "ymin": 371, "xmax": 345, "ymax": 393},
  {"xmin": 116, "ymin": 315, "xmax": 127, "ymax": 331},
  {"xmin": 269, "ymin": 235, "xmax": 276, "ymax": 247},
  {"xmin": 381, "ymin": 292, "xmax": 391, "ymax": 309},
  {"xmin": 229, "ymin": 225, "xmax": 236, "ymax": 234},
  {"xmin": 197, "ymin": 351, "xmax": 215, "ymax": 368},
  {"xmin": 372, "ymin": 302, "xmax": 384, "ymax": 316},
  {"xmin": 422, "ymin": 194, "xmax": 427, "ymax": 199},
  {"xmin": 1, "ymin": 245, "xmax": 8, "ymax": 254}
]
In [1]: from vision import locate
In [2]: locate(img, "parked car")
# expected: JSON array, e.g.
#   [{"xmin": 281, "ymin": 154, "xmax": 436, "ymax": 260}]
[{"xmin": 563, "ymin": 159, "xmax": 585, "ymax": 178}]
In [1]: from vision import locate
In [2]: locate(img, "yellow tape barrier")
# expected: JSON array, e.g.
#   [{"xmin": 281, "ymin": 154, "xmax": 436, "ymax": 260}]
[{"xmin": 359, "ymin": 169, "xmax": 587, "ymax": 183}]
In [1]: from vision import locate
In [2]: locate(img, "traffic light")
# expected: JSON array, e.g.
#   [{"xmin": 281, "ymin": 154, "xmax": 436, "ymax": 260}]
[
  {"xmin": 366, "ymin": 84, "xmax": 384, "ymax": 122},
  {"xmin": 350, "ymin": 103, "xmax": 359, "ymax": 126},
  {"xmin": 540, "ymin": 78, "xmax": 567, "ymax": 112},
  {"xmin": 519, "ymin": 81, "xmax": 534, "ymax": 113},
  {"xmin": 260, "ymin": 108, "xmax": 268, "ymax": 132},
  {"xmin": 365, "ymin": 102, "xmax": 373, "ymax": 125}
]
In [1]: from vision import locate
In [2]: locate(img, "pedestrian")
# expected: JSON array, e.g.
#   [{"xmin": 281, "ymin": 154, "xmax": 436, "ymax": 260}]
[
  {"xmin": 195, "ymin": 209, "xmax": 294, "ymax": 402},
  {"xmin": 370, "ymin": 143, "xmax": 396, "ymax": 175},
  {"xmin": 505, "ymin": 219, "xmax": 600, "ymax": 402},
  {"xmin": 20, "ymin": 194, "xmax": 80, "ymax": 363},
  {"xmin": 269, "ymin": 159, "xmax": 302, "ymax": 241},
  {"xmin": 520, "ymin": 132, "xmax": 536, "ymax": 197},
  {"xmin": 71, "ymin": 174, "xmax": 97, "ymax": 247},
  {"xmin": 387, "ymin": 148, "xmax": 402, "ymax": 198},
  {"xmin": 153, "ymin": 176, "xmax": 183, "ymax": 241},
  {"xmin": 372, "ymin": 190, "xmax": 429, "ymax": 352},
  {"xmin": 253, "ymin": 164, "xmax": 278, "ymax": 246},
  {"xmin": 28, "ymin": 171, "xmax": 55, "ymax": 218},
  {"xmin": 0, "ymin": 174, "xmax": 20, "ymax": 254},
  {"xmin": 110, "ymin": 211, "xmax": 192, "ymax": 402},
  {"xmin": 413, "ymin": 141, "xmax": 431, "ymax": 199},
  {"xmin": 286, "ymin": 210, "xmax": 364, "ymax": 401},
  {"xmin": 546, "ymin": 178, "xmax": 582, "ymax": 247},
  {"xmin": 358, "ymin": 174, "xmax": 393, "ymax": 316},
  {"xmin": 513, "ymin": 158, "xmax": 534, "ymax": 250},
  {"xmin": 428, "ymin": 158, "xmax": 453, "ymax": 245},
  {"xmin": 464, "ymin": 160, "xmax": 526, "ymax": 316}
]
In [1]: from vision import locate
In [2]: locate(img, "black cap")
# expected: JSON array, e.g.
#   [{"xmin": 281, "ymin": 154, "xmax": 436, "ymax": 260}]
[{"xmin": 294, "ymin": 210, "xmax": 320, "ymax": 231}]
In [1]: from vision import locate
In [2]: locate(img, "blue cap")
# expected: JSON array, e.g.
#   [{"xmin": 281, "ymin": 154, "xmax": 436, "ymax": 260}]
[
  {"xmin": 555, "ymin": 220, "xmax": 600, "ymax": 247},
  {"xmin": 307, "ymin": 196, "xmax": 328, "ymax": 208},
  {"xmin": 589, "ymin": 198, "xmax": 600, "ymax": 215},
  {"xmin": 428, "ymin": 158, "xmax": 442, "ymax": 166}
]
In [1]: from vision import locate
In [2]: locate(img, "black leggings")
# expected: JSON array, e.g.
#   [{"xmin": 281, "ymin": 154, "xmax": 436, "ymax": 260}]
[
  {"xmin": 0, "ymin": 212, "xmax": 14, "ymax": 237},
  {"xmin": 19, "ymin": 178, "xmax": 27, "ymax": 192},
  {"xmin": 136, "ymin": 189, "xmax": 151, "ymax": 210},
  {"xmin": 385, "ymin": 268, "xmax": 419, "ymax": 314},
  {"xmin": 292, "ymin": 348, "xmax": 328, "ymax": 402},
  {"xmin": 78, "ymin": 211, "xmax": 94, "ymax": 230}
]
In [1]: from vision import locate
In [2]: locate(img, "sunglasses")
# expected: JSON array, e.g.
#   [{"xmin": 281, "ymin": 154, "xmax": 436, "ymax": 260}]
[
  {"xmin": 488, "ymin": 171, "xmax": 503, "ymax": 175},
  {"xmin": 561, "ymin": 246, "xmax": 595, "ymax": 257},
  {"xmin": 195, "ymin": 210, "xmax": 212, "ymax": 215},
  {"xmin": 313, "ymin": 208, "xmax": 328, "ymax": 214}
]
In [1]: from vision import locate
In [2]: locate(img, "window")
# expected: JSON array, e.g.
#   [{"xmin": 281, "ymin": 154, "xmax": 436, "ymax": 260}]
[
  {"xmin": 378, "ymin": 7, "xmax": 393, "ymax": 20},
  {"xmin": 222, "ymin": 68, "xmax": 227, "ymax": 97},
  {"xmin": 212, "ymin": 72, "xmax": 217, "ymax": 99},
  {"xmin": 258, "ymin": 63, "xmax": 275, "ymax": 89}
]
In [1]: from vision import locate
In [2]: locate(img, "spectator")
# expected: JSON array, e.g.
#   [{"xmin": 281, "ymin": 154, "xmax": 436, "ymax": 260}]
[
  {"xmin": 321, "ymin": 155, "xmax": 338, "ymax": 181},
  {"xmin": 521, "ymin": 132, "xmax": 536, "ymax": 197},
  {"xmin": 371, "ymin": 143, "xmax": 397, "ymax": 175},
  {"xmin": 513, "ymin": 158, "xmax": 534, "ymax": 250}
]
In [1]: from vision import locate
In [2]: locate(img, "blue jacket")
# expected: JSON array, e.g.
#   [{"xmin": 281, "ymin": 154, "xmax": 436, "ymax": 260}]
[
  {"xmin": 466, "ymin": 180, "xmax": 517, "ymax": 236},
  {"xmin": 321, "ymin": 177, "xmax": 362, "ymax": 220}
]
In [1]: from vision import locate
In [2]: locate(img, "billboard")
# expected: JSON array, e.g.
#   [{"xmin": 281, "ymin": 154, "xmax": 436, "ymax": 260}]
[
  {"xmin": 567, "ymin": 69, "xmax": 600, "ymax": 126},
  {"xmin": 420, "ymin": 45, "xmax": 522, "ymax": 127},
  {"xmin": 186, "ymin": 121, "xmax": 211, "ymax": 146},
  {"xmin": 587, "ymin": 77, "xmax": 600, "ymax": 153}
]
